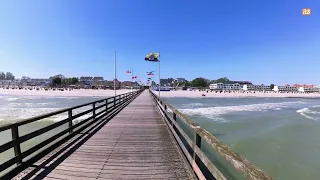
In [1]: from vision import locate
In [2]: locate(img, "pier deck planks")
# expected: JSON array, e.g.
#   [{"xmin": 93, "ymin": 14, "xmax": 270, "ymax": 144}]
[{"xmin": 13, "ymin": 91, "xmax": 194, "ymax": 180}]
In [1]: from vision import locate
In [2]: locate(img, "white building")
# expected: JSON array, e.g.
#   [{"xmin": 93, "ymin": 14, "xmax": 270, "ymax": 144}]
[
  {"xmin": 0, "ymin": 79, "xmax": 23, "ymax": 86},
  {"xmin": 224, "ymin": 83, "xmax": 242, "ymax": 90},
  {"xmin": 273, "ymin": 85, "xmax": 320, "ymax": 93},
  {"xmin": 92, "ymin": 77, "xmax": 104, "ymax": 86},
  {"xmin": 209, "ymin": 83, "xmax": 223, "ymax": 90},
  {"xmin": 305, "ymin": 87, "xmax": 320, "ymax": 93},
  {"xmin": 298, "ymin": 87, "xmax": 304, "ymax": 92},
  {"xmin": 209, "ymin": 83, "xmax": 242, "ymax": 90},
  {"xmin": 277, "ymin": 86, "xmax": 298, "ymax": 92},
  {"xmin": 80, "ymin": 77, "xmax": 93, "ymax": 86},
  {"xmin": 176, "ymin": 78, "xmax": 186, "ymax": 83},
  {"xmin": 246, "ymin": 85, "xmax": 271, "ymax": 91},
  {"xmin": 273, "ymin": 86, "xmax": 279, "ymax": 92},
  {"xmin": 28, "ymin": 79, "xmax": 51, "ymax": 86}
]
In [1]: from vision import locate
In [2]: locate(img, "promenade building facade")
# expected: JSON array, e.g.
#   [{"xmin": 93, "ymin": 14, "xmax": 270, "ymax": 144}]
[
  {"xmin": 245, "ymin": 85, "xmax": 271, "ymax": 91},
  {"xmin": 0, "ymin": 80, "xmax": 19, "ymax": 86},
  {"xmin": 92, "ymin": 77, "xmax": 104, "ymax": 86},
  {"xmin": 0, "ymin": 79, "xmax": 51, "ymax": 86},
  {"xmin": 209, "ymin": 83, "xmax": 242, "ymax": 90},
  {"xmin": 176, "ymin": 78, "xmax": 186, "ymax": 83},
  {"xmin": 79, "ymin": 77, "xmax": 93, "ymax": 86},
  {"xmin": 26, "ymin": 79, "xmax": 51, "ymax": 86},
  {"xmin": 121, "ymin": 81, "xmax": 132, "ymax": 88},
  {"xmin": 273, "ymin": 84, "xmax": 320, "ymax": 92},
  {"xmin": 160, "ymin": 78, "xmax": 175, "ymax": 87}
]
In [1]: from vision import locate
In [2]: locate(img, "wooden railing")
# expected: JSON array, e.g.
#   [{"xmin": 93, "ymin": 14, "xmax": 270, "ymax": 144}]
[
  {"xmin": 149, "ymin": 90, "xmax": 272, "ymax": 180},
  {"xmin": 0, "ymin": 89, "xmax": 143, "ymax": 177}
]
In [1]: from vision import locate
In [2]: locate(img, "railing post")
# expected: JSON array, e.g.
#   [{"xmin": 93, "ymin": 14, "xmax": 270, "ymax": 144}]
[
  {"xmin": 105, "ymin": 99, "xmax": 108, "ymax": 113},
  {"xmin": 93, "ymin": 103, "xmax": 96, "ymax": 120},
  {"xmin": 11, "ymin": 125, "xmax": 22, "ymax": 164},
  {"xmin": 173, "ymin": 112, "xmax": 177, "ymax": 121},
  {"xmin": 68, "ymin": 109, "xmax": 73, "ymax": 134},
  {"xmin": 114, "ymin": 96, "xmax": 116, "ymax": 107},
  {"xmin": 193, "ymin": 133, "xmax": 201, "ymax": 164}
]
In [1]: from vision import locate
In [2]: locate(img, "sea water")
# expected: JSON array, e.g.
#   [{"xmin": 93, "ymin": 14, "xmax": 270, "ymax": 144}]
[
  {"xmin": 1, "ymin": 95, "xmax": 320, "ymax": 179},
  {"xmin": 0, "ymin": 94, "xmax": 104, "ymax": 175},
  {"xmin": 165, "ymin": 97, "xmax": 320, "ymax": 180}
]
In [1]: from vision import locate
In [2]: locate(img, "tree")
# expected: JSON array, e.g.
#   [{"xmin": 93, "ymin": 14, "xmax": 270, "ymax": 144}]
[
  {"xmin": 191, "ymin": 77, "xmax": 208, "ymax": 88},
  {"xmin": 270, "ymin": 84, "xmax": 275, "ymax": 90},
  {"xmin": 50, "ymin": 74, "xmax": 66, "ymax": 87},
  {"xmin": 5, "ymin": 72, "xmax": 15, "ymax": 80},
  {"xmin": 56, "ymin": 76, "xmax": 79, "ymax": 86},
  {"xmin": 185, "ymin": 81, "xmax": 191, "ymax": 87},
  {"xmin": 55, "ymin": 74, "xmax": 65, "ymax": 79},
  {"xmin": 70, "ymin": 77, "xmax": 79, "ymax": 85},
  {"xmin": 0, "ymin": 72, "xmax": 5, "ymax": 80},
  {"xmin": 51, "ymin": 77, "xmax": 62, "ymax": 87},
  {"xmin": 216, "ymin": 77, "xmax": 230, "ymax": 83}
]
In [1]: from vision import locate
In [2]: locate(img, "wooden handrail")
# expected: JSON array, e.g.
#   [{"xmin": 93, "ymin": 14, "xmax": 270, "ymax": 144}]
[
  {"xmin": 0, "ymin": 89, "xmax": 143, "ymax": 176},
  {"xmin": 149, "ymin": 89, "xmax": 272, "ymax": 180}
]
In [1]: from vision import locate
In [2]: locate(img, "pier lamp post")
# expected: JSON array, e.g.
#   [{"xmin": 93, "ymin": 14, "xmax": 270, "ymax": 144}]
[
  {"xmin": 145, "ymin": 53, "xmax": 160, "ymax": 98},
  {"xmin": 114, "ymin": 51, "xmax": 117, "ymax": 97}
]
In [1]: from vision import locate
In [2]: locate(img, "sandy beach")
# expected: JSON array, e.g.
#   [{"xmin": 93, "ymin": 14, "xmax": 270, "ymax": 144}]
[
  {"xmin": 152, "ymin": 90, "xmax": 320, "ymax": 98},
  {"xmin": 1, "ymin": 88, "xmax": 320, "ymax": 98},
  {"xmin": 0, "ymin": 89, "xmax": 135, "ymax": 97}
]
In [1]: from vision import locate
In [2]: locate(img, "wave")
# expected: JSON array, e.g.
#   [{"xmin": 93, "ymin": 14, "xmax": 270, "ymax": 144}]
[
  {"xmin": 0, "ymin": 108, "xmax": 64, "ymax": 120},
  {"xmin": 297, "ymin": 108, "xmax": 320, "ymax": 114},
  {"xmin": 0, "ymin": 96, "xmax": 21, "ymax": 101},
  {"xmin": 6, "ymin": 97, "xmax": 20, "ymax": 101},
  {"xmin": 0, "ymin": 105, "xmax": 94, "ymax": 123},
  {"xmin": 49, "ymin": 114, "xmax": 92, "ymax": 122},
  {"xmin": 56, "ymin": 97, "xmax": 79, "ymax": 99},
  {"xmin": 180, "ymin": 101, "xmax": 305, "ymax": 119},
  {"xmin": 180, "ymin": 103, "xmax": 204, "ymax": 108},
  {"xmin": 296, "ymin": 107, "xmax": 320, "ymax": 121},
  {"xmin": 6, "ymin": 102, "xmax": 54, "ymax": 108}
]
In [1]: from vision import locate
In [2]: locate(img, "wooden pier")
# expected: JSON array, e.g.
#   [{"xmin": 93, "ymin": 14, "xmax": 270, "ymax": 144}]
[{"xmin": 0, "ymin": 89, "xmax": 272, "ymax": 180}]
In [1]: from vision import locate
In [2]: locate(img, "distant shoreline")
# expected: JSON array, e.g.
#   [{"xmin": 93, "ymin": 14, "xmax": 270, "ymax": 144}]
[
  {"xmin": 1, "ymin": 89, "xmax": 320, "ymax": 98},
  {"xmin": 153, "ymin": 90, "xmax": 320, "ymax": 98},
  {"xmin": 0, "ymin": 89, "xmax": 133, "ymax": 97}
]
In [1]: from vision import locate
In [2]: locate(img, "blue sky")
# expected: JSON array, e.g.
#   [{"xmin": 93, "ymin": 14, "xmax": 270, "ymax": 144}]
[{"xmin": 0, "ymin": 0, "xmax": 319, "ymax": 85}]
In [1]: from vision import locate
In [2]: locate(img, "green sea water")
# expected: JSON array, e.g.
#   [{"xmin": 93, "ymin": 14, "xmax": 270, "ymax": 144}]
[
  {"xmin": 1, "ymin": 94, "xmax": 320, "ymax": 179},
  {"xmin": 165, "ymin": 97, "xmax": 320, "ymax": 180}
]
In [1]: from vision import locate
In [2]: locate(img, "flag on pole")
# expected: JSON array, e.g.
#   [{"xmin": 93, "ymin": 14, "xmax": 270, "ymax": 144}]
[
  {"xmin": 144, "ymin": 52, "xmax": 160, "ymax": 62},
  {"xmin": 126, "ymin": 70, "xmax": 131, "ymax": 74},
  {"xmin": 147, "ymin": 72, "xmax": 154, "ymax": 76}
]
